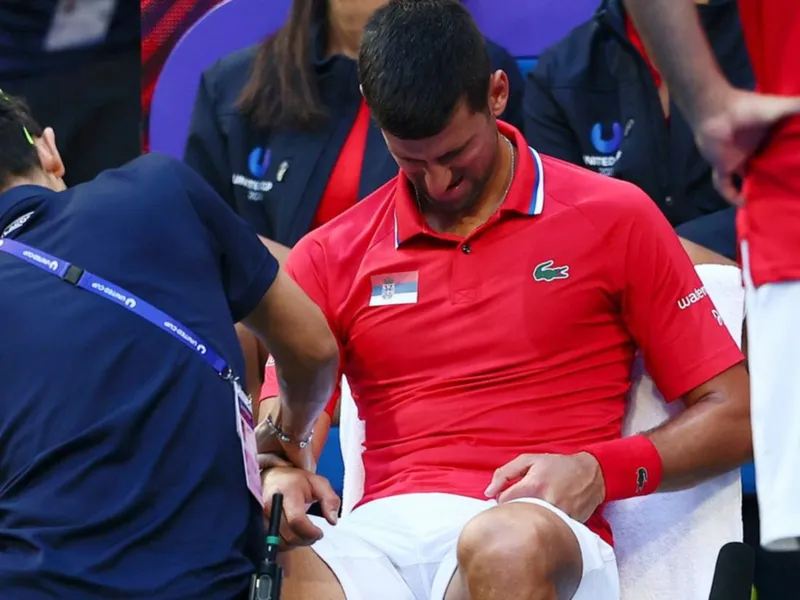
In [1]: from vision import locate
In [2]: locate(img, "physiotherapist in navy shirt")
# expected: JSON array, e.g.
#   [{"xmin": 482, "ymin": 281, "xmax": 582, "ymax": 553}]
[{"xmin": 0, "ymin": 91, "xmax": 338, "ymax": 599}]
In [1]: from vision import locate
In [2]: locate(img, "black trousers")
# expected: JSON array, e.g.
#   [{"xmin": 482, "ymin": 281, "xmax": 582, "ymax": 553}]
[
  {"xmin": 743, "ymin": 493, "xmax": 800, "ymax": 598},
  {"xmin": 1, "ymin": 48, "xmax": 142, "ymax": 186}
]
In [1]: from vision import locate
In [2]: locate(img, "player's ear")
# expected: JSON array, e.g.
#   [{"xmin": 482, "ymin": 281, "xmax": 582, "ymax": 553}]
[
  {"xmin": 487, "ymin": 70, "xmax": 509, "ymax": 117},
  {"xmin": 35, "ymin": 127, "xmax": 66, "ymax": 179}
]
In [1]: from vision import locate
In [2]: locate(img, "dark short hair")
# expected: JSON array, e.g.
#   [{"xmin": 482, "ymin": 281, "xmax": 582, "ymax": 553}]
[
  {"xmin": 0, "ymin": 91, "xmax": 43, "ymax": 189},
  {"xmin": 358, "ymin": 0, "xmax": 491, "ymax": 140}
]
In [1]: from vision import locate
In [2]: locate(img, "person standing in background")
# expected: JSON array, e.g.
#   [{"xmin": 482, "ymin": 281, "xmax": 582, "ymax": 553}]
[
  {"xmin": 623, "ymin": 0, "xmax": 800, "ymax": 538},
  {"xmin": 524, "ymin": 0, "xmax": 751, "ymax": 260},
  {"xmin": 0, "ymin": 0, "xmax": 141, "ymax": 186},
  {"xmin": 619, "ymin": 1, "xmax": 800, "ymax": 596}
]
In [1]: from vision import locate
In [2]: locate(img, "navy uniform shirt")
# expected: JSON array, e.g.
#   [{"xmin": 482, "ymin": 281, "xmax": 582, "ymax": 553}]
[
  {"xmin": 184, "ymin": 29, "xmax": 525, "ymax": 247},
  {"xmin": 0, "ymin": 154, "xmax": 276, "ymax": 598}
]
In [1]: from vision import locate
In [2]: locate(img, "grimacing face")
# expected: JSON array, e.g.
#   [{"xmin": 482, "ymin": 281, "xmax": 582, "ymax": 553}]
[{"xmin": 381, "ymin": 71, "xmax": 510, "ymax": 215}]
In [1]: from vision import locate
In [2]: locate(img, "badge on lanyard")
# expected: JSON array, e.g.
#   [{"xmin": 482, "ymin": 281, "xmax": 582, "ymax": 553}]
[{"xmin": 233, "ymin": 380, "xmax": 264, "ymax": 506}]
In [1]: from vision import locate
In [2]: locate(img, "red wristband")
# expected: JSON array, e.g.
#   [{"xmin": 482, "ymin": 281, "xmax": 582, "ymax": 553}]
[
  {"xmin": 582, "ymin": 435, "xmax": 663, "ymax": 502},
  {"xmin": 260, "ymin": 356, "xmax": 279, "ymax": 400}
]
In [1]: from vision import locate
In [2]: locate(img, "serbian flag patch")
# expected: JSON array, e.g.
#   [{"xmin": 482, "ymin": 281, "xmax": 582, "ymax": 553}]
[{"xmin": 369, "ymin": 271, "xmax": 419, "ymax": 306}]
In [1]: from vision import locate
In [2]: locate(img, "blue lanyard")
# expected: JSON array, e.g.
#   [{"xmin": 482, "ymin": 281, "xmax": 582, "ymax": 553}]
[{"xmin": 0, "ymin": 237, "xmax": 235, "ymax": 381}]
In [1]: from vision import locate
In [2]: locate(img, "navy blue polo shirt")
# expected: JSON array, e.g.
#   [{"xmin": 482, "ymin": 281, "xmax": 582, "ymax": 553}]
[{"xmin": 0, "ymin": 154, "xmax": 277, "ymax": 598}]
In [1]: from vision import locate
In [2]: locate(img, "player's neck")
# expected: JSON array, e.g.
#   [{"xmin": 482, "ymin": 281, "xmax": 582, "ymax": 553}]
[
  {"xmin": 426, "ymin": 134, "xmax": 515, "ymax": 238},
  {"xmin": 1, "ymin": 172, "xmax": 64, "ymax": 195}
]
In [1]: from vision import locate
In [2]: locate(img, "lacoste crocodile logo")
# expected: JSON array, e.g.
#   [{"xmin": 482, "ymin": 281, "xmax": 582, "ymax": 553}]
[
  {"xmin": 533, "ymin": 260, "xmax": 570, "ymax": 282},
  {"xmin": 636, "ymin": 467, "xmax": 648, "ymax": 493}
]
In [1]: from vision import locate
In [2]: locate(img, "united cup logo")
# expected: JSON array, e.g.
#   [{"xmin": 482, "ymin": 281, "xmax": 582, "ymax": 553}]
[{"xmin": 381, "ymin": 278, "xmax": 395, "ymax": 300}]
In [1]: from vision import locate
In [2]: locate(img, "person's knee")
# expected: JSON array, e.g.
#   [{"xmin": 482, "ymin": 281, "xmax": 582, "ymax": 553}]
[
  {"xmin": 456, "ymin": 502, "xmax": 582, "ymax": 596},
  {"xmin": 278, "ymin": 547, "xmax": 346, "ymax": 600}
]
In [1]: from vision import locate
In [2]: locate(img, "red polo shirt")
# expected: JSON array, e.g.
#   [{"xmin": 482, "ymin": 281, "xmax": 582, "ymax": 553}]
[
  {"xmin": 284, "ymin": 122, "xmax": 743, "ymax": 545},
  {"xmin": 736, "ymin": 0, "xmax": 800, "ymax": 286}
]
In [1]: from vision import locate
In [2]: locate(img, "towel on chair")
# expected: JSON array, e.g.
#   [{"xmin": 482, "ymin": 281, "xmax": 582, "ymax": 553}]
[
  {"xmin": 605, "ymin": 264, "xmax": 745, "ymax": 600},
  {"xmin": 339, "ymin": 376, "xmax": 365, "ymax": 516},
  {"xmin": 338, "ymin": 264, "xmax": 745, "ymax": 599}
]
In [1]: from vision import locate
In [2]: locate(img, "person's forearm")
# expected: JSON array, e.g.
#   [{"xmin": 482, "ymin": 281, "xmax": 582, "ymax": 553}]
[
  {"xmin": 243, "ymin": 270, "xmax": 339, "ymax": 439},
  {"xmin": 258, "ymin": 235, "xmax": 291, "ymax": 266},
  {"xmin": 272, "ymin": 349, "xmax": 338, "ymax": 439},
  {"xmin": 623, "ymin": 0, "xmax": 732, "ymax": 128},
  {"xmin": 645, "ymin": 371, "xmax": 752, "ymax": 491}
]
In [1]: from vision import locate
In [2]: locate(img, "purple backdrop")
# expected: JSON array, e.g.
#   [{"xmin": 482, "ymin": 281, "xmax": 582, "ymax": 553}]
[
  {"xmin": 268, "ymin": 0, "xmax": 597, "ymax": 57},
  {"xmin": 150, "ymin": 0, "xmax": 598, "ymax": 158}
]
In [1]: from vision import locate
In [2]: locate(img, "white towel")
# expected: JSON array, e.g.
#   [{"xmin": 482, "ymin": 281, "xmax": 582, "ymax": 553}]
[
  {"xmin": 338, "ymin": 265, "xmax": 745, "ymax": 599},
  {"xmin": 339, "ymin": 376, "xmax": 365, "ymax": 516},
  {"xmin": 606, "ymin": 264, "xmax": 745, "ymax": 600}
]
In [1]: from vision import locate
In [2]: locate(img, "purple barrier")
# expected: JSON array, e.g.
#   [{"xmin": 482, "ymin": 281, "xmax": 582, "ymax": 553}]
[{"xmin": 149, "ymin": 0, "xmax": 290, "ymax": 158}]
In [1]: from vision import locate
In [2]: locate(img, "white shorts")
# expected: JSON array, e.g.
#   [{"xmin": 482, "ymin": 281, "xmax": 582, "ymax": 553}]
[
  {"xmin": 308, "ymin": 493, "xmax": 618, "ymax": 600},
  {"xmin": 742, "ymin": 242, "xmax": 800, "ymax": 551}
]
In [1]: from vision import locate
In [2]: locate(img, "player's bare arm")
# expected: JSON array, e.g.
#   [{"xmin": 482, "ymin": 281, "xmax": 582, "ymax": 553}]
[
  {"xmin": 646, "ymin": 361, "xmax": 750, "ymax": 491},
  {"xmin": 258, "ymin": 235, "xmax": 291, "ymax": 266},
  {"xmin": 622, "ymin": 0, "xmax": 730, "ymax": 130},
  {"xmin": 243, "ymin": 268, "xmax": 339, "ymax": 468},
  {"xmin": 679, "ymin": 237, "xmax": 736, "ymax": 267}
]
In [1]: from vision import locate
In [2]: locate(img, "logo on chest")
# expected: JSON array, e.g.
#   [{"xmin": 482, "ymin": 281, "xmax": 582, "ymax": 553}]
[
  {"xmin": 369, "ymin": 271, "xmax": 419, "ymax": 306},
  {"xmin": 533, "ymin": 260, "xmax": 570, "ymax": 282},
  {"xmin": 582, "ymin": 120, "xmax": 632, "ymax": 176},
  {"xmin": 231, "ymin": 147, "xmax": 283, "ymax": 202}
]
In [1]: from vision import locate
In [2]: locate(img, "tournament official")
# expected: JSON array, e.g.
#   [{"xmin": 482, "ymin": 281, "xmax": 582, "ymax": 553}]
[{"xmin": 0, "ymin": 91, "xmax": 338, "ymax": 599}]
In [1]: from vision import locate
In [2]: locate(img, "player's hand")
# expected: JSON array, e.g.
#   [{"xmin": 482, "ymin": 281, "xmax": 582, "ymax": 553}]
[
  {"xmin": 483, "ymin": 452, "xmax": 606, "ymax": 523},
  {"xmin": 261, "ymin": 466, "xmax": 340, "ymax": 550},
  {"xmin": 695, "ymin": 88, "xmax": 800, "ymax": 206}
]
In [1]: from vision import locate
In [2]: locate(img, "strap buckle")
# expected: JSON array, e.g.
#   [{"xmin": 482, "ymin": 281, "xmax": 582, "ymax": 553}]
[{"xmin": 63, "ymin": 264, "xmax": 84, "ymax": 285}]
